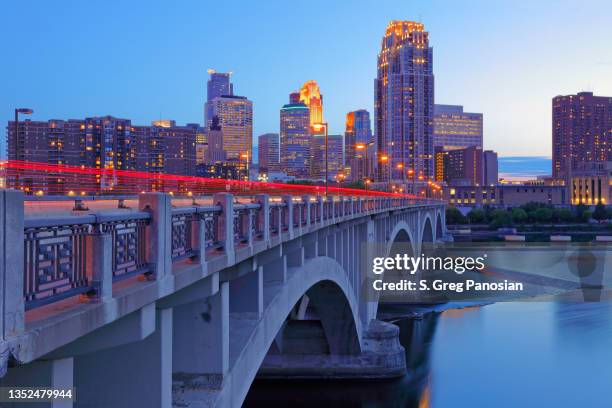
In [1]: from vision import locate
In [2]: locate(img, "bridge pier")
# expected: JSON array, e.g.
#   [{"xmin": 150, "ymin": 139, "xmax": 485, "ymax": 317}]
[
  {"xmin": 70, "ymin": 308, "xmax": 172, "ymax": 408},
  {"xmin": 173, "ymin": 282, "xmax": 229, "ymax": 387}
]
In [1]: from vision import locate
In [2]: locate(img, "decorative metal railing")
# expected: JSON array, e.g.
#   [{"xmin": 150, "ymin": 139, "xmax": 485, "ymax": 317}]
[
  {"xmin": 16, "ymin": 194, "xmax": 437, "ymax": 310},
  {"xmin": 98, "ymin": 213, "xmax": 150, "ymax": 280},
  {"xmin": 23, "ymin": 219, "xmax": 92, "ymax": 310},
  {"xmin": 171, "ymin": 209, "xmax": 195, "ymax": 261}
]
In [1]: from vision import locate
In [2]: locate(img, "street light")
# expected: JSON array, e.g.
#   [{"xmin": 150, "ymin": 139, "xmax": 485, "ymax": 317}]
[{"xmin": 312, "ymin": 122, "xmax": 329, "ymax": 196}]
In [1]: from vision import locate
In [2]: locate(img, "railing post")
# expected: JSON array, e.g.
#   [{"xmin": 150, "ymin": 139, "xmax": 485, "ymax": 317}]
[
  {"xmin": 337, "ymin": 196, "xmax": 344, "ymax": 219},
  {"xmin": 85, "ymin": 231, "xmax": 112, "ymax": 301},
  {"xmin": 282, "ymin": 195, "xmax": 294, "ymax": 238},
  {"xmin": 139, "ymin": 193, "xmax": 172, "ymax": 280},
  {"xmin": 316, "ymin": 196, "xmax": 324, "ymax": 224},
  {"xmin": 0, "ymin": 190, "xmax": 24, "ymax": 341},
  {"xmin": 194, "ymin": 210, "xmax": 208, "ymax": 269},
  {"xmin": 213, "ymin": 193, "xmax": 235, "ymax": 262},
  {"xmin": 255, "ymin": 194, "xmax": 270, "ymax": 243},
  {"xmin": 301, "ymin": 195, "xmax": 311, "ymax": 226}
]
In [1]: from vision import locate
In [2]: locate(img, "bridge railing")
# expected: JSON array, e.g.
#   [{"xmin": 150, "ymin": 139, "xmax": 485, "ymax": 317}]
[{"xmin": 0, "ymin": 190, "xmax": 442, "ymax": 339}]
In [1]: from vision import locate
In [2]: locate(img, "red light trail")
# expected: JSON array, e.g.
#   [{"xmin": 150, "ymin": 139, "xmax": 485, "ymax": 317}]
[{"xmin": 0, "ymin": 160, "xmax": 423, "ymax": 199}]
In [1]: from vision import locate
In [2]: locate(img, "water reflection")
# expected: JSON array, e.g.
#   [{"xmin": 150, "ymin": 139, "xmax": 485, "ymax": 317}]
[{"xmin": 245, "ymin": 301, "xmax": 612, "ymax": 408}]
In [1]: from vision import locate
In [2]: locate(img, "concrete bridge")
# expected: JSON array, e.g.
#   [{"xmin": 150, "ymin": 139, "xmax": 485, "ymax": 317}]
[{"xmin": 0, "ymin": 189, "xmax": 445, "ymax": 407}]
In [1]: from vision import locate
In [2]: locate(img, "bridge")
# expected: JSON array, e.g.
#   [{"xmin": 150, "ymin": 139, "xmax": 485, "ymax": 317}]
[{"xmin": 0, "ymin": 188, "xmax": 445, "ymax": 407}]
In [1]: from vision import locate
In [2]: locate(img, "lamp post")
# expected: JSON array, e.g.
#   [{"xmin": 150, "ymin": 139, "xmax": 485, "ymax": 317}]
[
  {"xmin": 312, "ymin": 122, "xmax": 329, "ymax": 196},
  {"xmin": 13, "ymin": 108, "xmax": 34, "ymax": 190}
]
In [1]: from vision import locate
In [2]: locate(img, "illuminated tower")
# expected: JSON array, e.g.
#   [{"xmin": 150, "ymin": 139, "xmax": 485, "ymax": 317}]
[
  {"xmin": 374, "ymin": 21, "xmax": 434, "ymax": 194},
  {"xmin": 209, "ymin": 95, "xmax": 253, "ymax": 162},
  {"xmin": 345, "ymin": 109, "xmax": 373, "ymax": 181},
  {"xmin": 299, "ymin": 80, "xmax": 323, "ymax": 127}
]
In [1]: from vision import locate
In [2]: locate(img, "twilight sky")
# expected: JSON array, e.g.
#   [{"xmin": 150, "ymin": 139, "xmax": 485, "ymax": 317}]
[{"xmin": 2, "ymin": 0, "xmax": 612, "ymax": 158}]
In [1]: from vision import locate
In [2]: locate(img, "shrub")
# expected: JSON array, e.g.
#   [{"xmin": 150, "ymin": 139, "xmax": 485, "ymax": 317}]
[
  {"xmin": 446, "ymin": 207, "xmax": 468, "ymax": 225},
  {"xmin": 467, "ymin": 208, "xmax": 487, "ymax": 224},
  {"xmin": 511, "ymin": 208, "xmax": 528, "ymax": 224}
]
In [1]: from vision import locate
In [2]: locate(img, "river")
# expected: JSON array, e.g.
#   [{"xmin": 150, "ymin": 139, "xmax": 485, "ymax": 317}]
[{"xmin": 245, "ymin": 299, "xmax": 612, "ymax": 407}]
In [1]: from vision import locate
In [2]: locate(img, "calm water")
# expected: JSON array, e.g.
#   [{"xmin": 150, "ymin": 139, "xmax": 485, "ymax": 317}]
[{"xmin": 245, "ymin": 301, "xmax": 612, "ymax": 407}]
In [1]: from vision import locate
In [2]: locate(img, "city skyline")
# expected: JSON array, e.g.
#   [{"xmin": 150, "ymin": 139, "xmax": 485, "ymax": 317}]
[{"xmin": 3, "ymin": 0, "xmax": 612, "ymax": 160}]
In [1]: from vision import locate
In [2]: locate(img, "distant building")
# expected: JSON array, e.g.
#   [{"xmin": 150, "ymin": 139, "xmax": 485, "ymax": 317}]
[
  {"xmin": 310, "ymin": 134, "xmax": 343, "ymax": 180},
  {"xmin": 375, "ymin": 21, "xmax": 434, "ymax": 191},
  {"xmin": 344, "ymin": 109, "xmax": 373, "ymax": 181},
  {"xmin": 570, "ymin": 161, "xmax": 612, "ymax": 205},
  {"xmin": 7, "ymin": 116, "xmax": 196, "ymax": 194},
  {"xmin": 204, "ymin": 70, "xmax": 233, "ymax": 126},
  {"xmin": 196, "ymin": 162, "xmax": 245, "ymax": 180},
  {"xmin": 280, "ymin": 102, "xmax": 310, "ymax": 178},
  {"xmin": 483, "ymin": 150, "xmax": 499, "ymax": 185},
  {"xmin": 435, "ymin": 146, "xmax": 483, "ymax": 186},
  {"xmin": 445, "ymin": 184, "xmax": 569, "ymax": 208},
  {"xmin": 258, "ymin": 133, "xmax": 280, "ymax": 172},
  {"xmin": 204, "ymin": 117, "xmax": 226, "ymax": 164},
  {"xmin": 209, "ymin": 95, "xmax": 253, "ymax": 162},
  {"xmin": 433, "ymin": 104, "xmax": 483, "ymax": 149},
  {"xmin": 552, "ymin": 92, "xmax": 612, "ymax": 179}
]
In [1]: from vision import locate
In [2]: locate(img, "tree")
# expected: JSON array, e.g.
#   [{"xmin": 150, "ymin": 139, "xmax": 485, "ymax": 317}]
[
  {"xmin": 575, "ymin": 204, "xmax": 589, "ymax": 222},
  {"xmin": 511, "ymin": 208, "xmax": 528, "ymax": 224},
  {"xmin": 556, "ymin": 208, "xmax": 574, "ymax": 222},
  {"xmin": 446, "ymin": 207, "xmax": 467, "ymax": 225},
  {"xmin": 581, "ymin": 210, "xmax": 593, "ymax": 223},
  {"xmin": 592, "ymin": 203, "xmax": 608, "ymax": 223},
  {"xmin": 467, "ymin": 208, "xmax": 487, "ymax": 224},
  {"xmin": 533, "ymin": 207, "xmax": 553, "ymax": 223},
  {"xmin": 490, "ymin": 209, "xmax": 513, "ymax": 228}
]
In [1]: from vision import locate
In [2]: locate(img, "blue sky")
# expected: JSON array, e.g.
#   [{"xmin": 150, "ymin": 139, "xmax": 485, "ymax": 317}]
[{"xmin": 3, "ymin": 0, "xmax": 612, "ymax": 158}]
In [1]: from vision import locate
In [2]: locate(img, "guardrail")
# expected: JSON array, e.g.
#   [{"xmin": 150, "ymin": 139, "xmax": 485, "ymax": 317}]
[{"xmin": 0, "ymin": 190, "xmax": 442, "ymax": 331}]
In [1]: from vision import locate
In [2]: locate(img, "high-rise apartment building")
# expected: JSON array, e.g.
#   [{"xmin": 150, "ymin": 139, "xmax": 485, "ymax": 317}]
[
  {"xmin": 7, "ymin": 116, "xmax": 196, "ymax": 193},
  {"xmin": 375, "ymin": 21, "xmax": 434, "ymax": 192},
  {"xmin": 280, "ymin": 102, "xmax": 310, "ymax": 178},
  {"xmin": 258, "ymin": 133, "xmax": 280, "ymax": 172},
  {"xmin": 209, "ymin": 95, "xmax": 253, "ymax": 162},
  {"xmin": 552, "ymin": 92, "xmax": 612, "ymax": 179},
  {"xmin": 204, "ymin": 69, "xmax": 233, "ymax": 126},
  {"xmin": 344, "ymin": 109, "xmax": 373, "ymax": 181},
  {"xmin": 433, "ymin": 105, "xmax": 483, "ymax": 149}
]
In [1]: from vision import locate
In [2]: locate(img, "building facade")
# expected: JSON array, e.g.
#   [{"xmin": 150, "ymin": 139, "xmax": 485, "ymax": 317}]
[
  {"xmin": 258, "ymin": 133, "xmax": 280, "ymax": 172},
  {"xmin": 7, "ymin": 116, "xmax": 196, "ymax": 194},
  {"xmin": 433, "ymin": 104, "xmax": 483, "ymax": 149},
  {"xmin": 552, "ymin": 92, "xmax": 612, "ymax": 179},
  {"xmin": 345, "ymin": 109, "xmax": 373, "ymax": 181},
  {"xmin": 435, "ymin": 146, "xmax": 483, "ymax": 186},
  {"xmin": 375, "ymin": 21, "xmax": 434, "ymax": 192},
  {"xmin": 209, "ymin": 95, "xmax": 253, "ymax": 162},
  {"xmin": 445, "ymin": 184, "xmax": 569, "ymax": 208},
  {"xmin": 570, "ymin": 161, "xmax": 612, "ymax": 205},
  {"xmin": 483, "ymin": 150, "xmax": 499, "ymax": 186},
  {"xmin": 280, "ymin": 103, "xmax": 311, "ymax": 178},
  {"xmin": 310, "ymin": 134, "xmax": 344, "ymax": 181}
]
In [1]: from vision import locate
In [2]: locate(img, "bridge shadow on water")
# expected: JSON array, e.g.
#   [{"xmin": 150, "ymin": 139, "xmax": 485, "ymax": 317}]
[{"xmin": 243, "ymin": 312, "xmax": 440, "ymax": 408}]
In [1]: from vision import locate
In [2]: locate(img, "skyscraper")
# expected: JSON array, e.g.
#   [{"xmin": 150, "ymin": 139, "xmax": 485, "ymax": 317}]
[
  {"xmin": 209, "ymin": 95, "xmax": 253, "ymax": 162},
  {"xmin": 310, "ymin": 134, "xmax": 344, "ymax": 180},
  {"xmin": 299, "ymin": 80, "xmax": 323, "ymax": 128},
  {"xmin": 552, "ymin": 92, "xmax": 612, "ymax": 179},
  {"xmin": 344, "ymin": 109, "xmax": 373, "ymax": 181},
  {"xmin": 280, "ymin": 102, "xmax": 310, "ymax": 178},
  {"xmin": 375, "ymin": 21, "xmax": 434, "ymax": 192},
  {"xmin": 258, "ymin": 133, "xmax": 280, "ymax": 172},
  {"xmin": 433, "ymin": 104, "xmax": 483, "ymax": 149},
  {"xmin": 204, "ymin": 69, "xmax": 233, "ymax": 126}
]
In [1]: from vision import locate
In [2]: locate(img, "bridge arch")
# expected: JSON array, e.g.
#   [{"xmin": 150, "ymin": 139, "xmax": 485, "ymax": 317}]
[
  {"xmin": 421, "ymin": 213, "xmax": 435, "ymax": 247},
  {"xmin": 189, "ymin": 256, "xmax": 362, "ymax": 408},
  {"xmin": 436, "ymin": 210, "xmax": 443, "ymax": 240}
]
